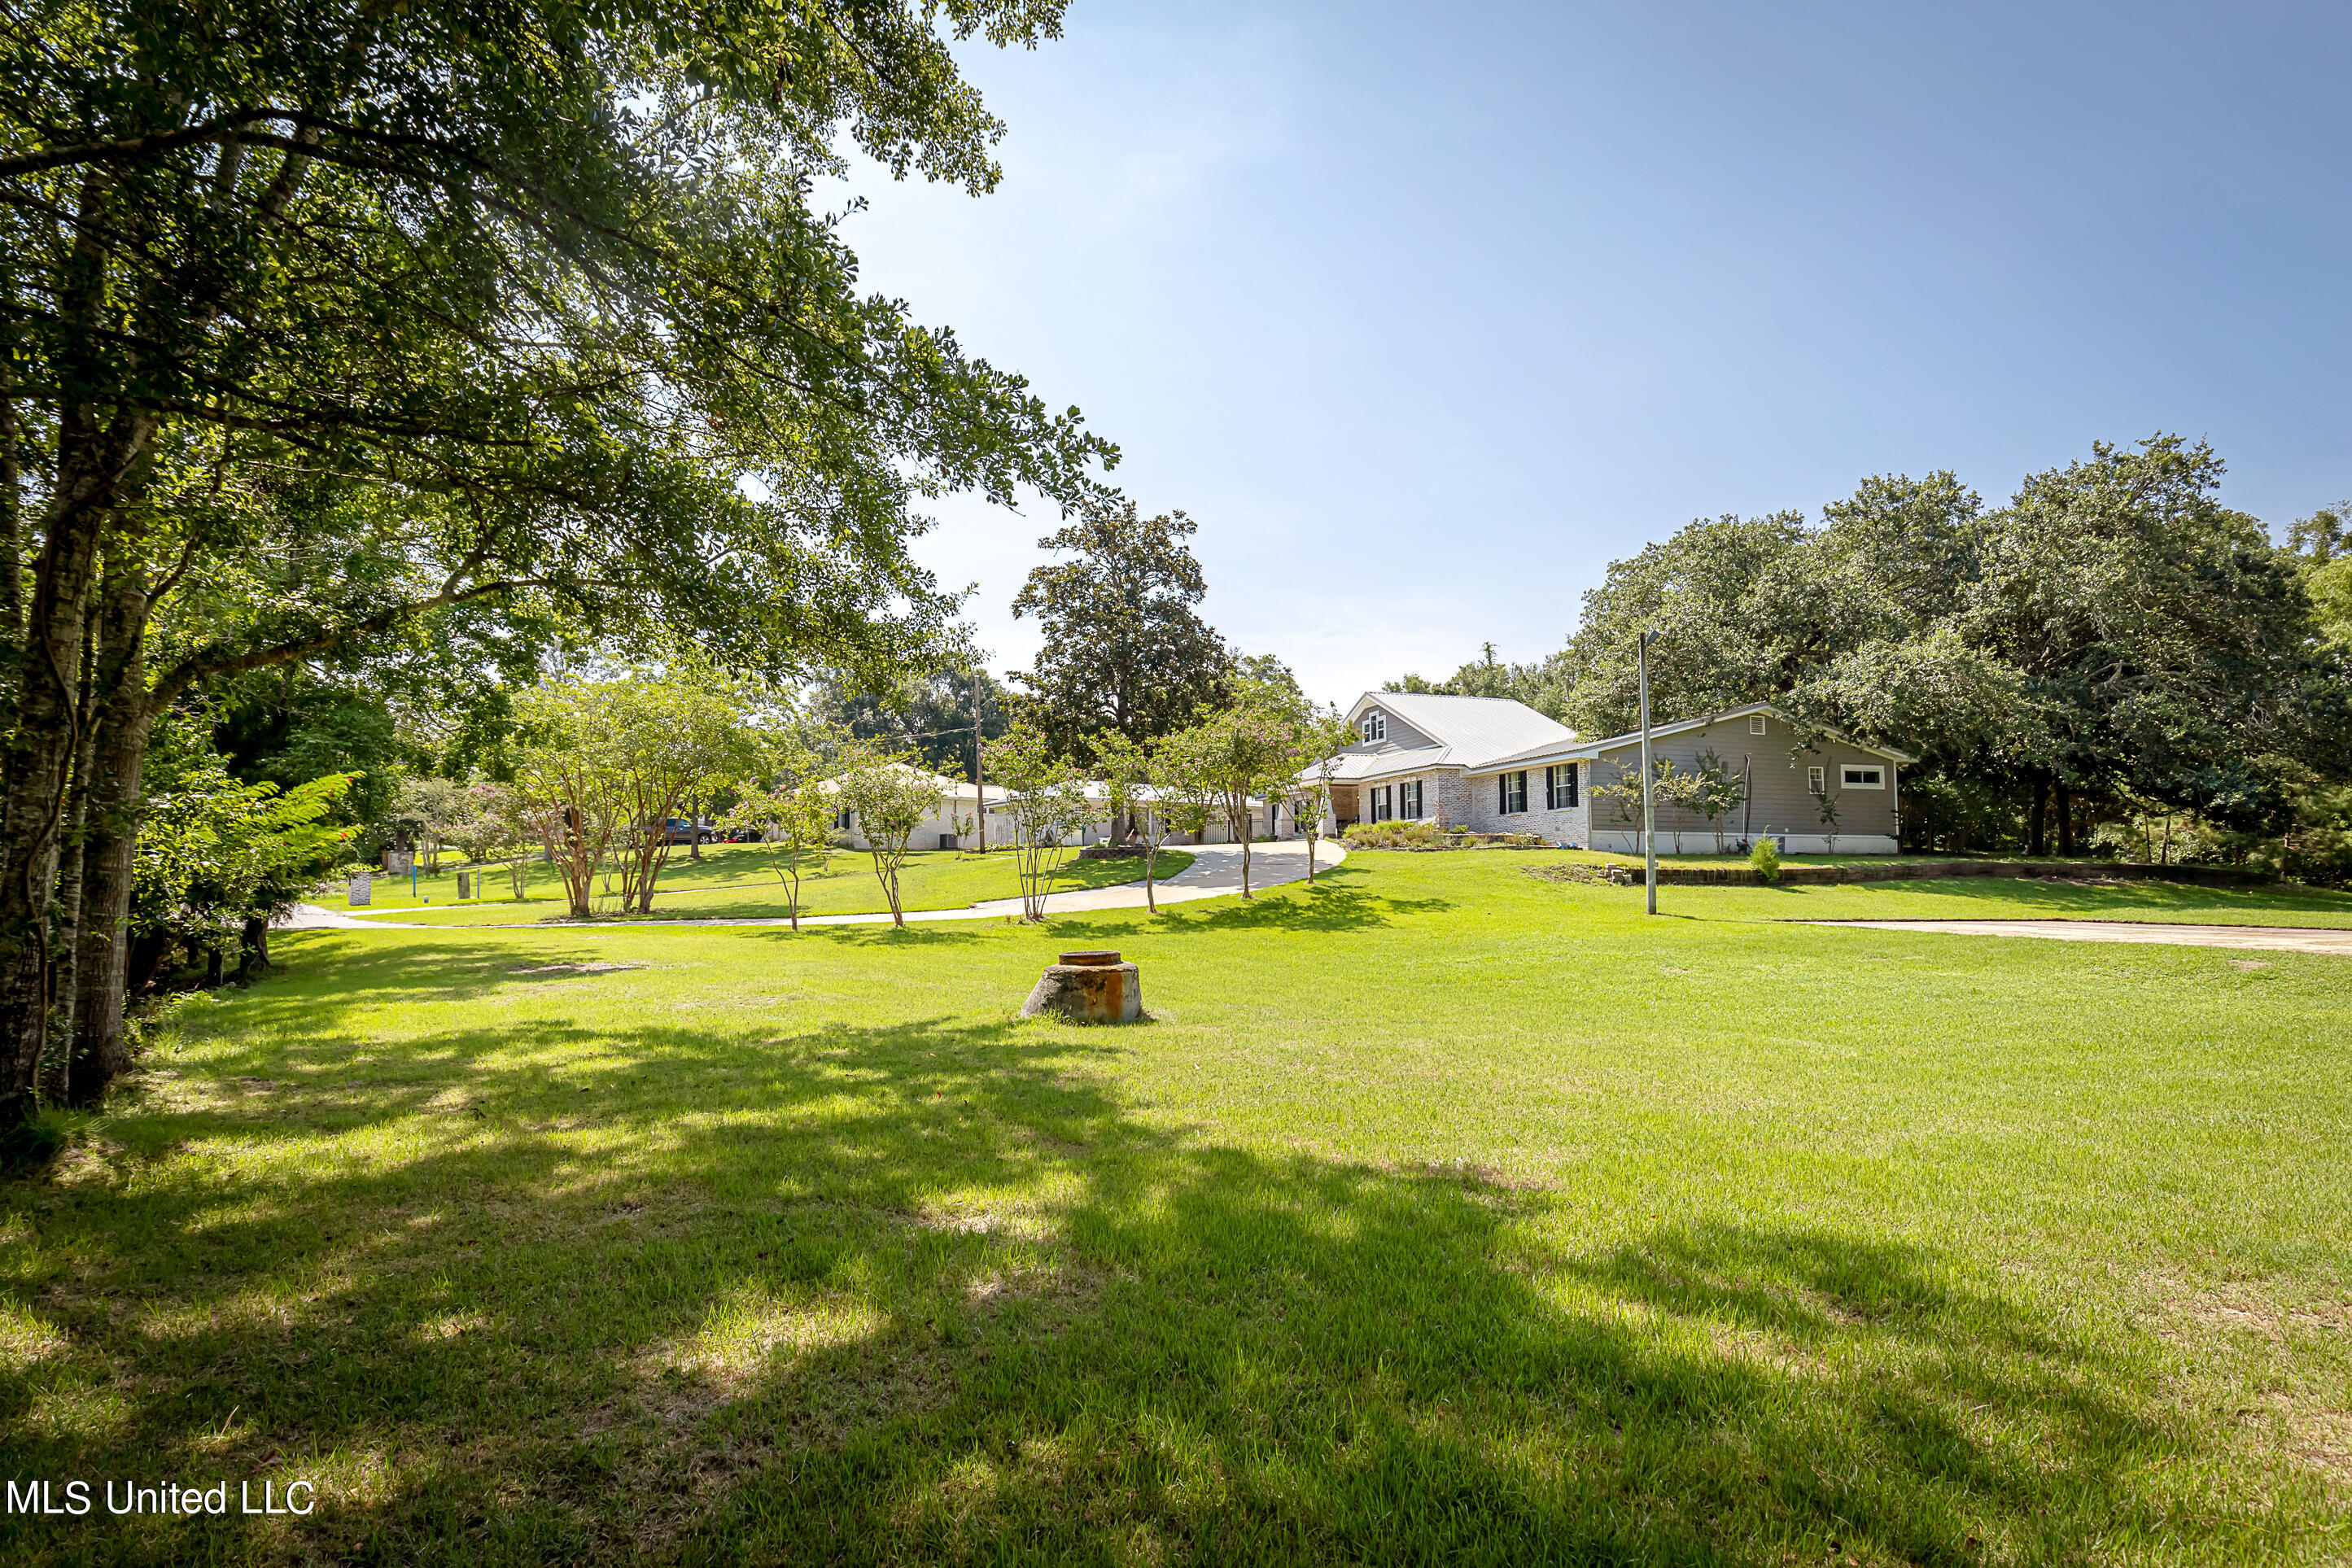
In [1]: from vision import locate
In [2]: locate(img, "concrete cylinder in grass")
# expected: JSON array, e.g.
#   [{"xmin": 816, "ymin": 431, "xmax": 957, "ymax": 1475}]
[{"xmin": 1021, "ymin": 951, "xmax": 1142, "ymax": 1024}]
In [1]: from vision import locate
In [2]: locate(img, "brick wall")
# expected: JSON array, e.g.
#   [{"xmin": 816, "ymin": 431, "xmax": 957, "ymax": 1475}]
[{"xmin": 1459, "ymin": 764, "xmax": 1591, "ymax": 846}]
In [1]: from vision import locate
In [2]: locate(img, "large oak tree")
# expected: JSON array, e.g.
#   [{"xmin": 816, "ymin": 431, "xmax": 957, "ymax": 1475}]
[{"xmin": 0, "ymin": 0, "xmax": 1114, "ymax": 1123}]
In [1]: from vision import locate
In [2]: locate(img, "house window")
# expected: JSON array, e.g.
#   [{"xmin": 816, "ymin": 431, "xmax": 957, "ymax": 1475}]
[
  {"xmin": 1361, "ymin": 711, "xmax": 1386, "ymax": 743},
  {"xmin": 837, "ymin": 808, "xmax": 855, "ymax": 831},
  {"xmin": 1545, "ymin": 763, "xmax": 1578, "ymax": 810},
  {"xmin": 1400, "ymin": 780, "xmax": 1423, "ymax": 819},
  {"xmin": 1370, "ymin": 784, "xmax": 1393, "ymax": 823},
  {"xmin": 1498, "ymin": 771, "xmax": 1528, "ymax": 815},
  {"xmin": 1750, "ymin": 714, "xmax": 1767, "ymax": 735},
  {"xmin": 1841, "ymin": 765, "xmax": 1885, "ymax": 789},
  {"xmin": 1806, "ymin": 766, "xmax": 1825, "ymax": 796}
]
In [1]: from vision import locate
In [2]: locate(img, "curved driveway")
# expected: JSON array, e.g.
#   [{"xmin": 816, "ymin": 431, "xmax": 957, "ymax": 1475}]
[{"xmin": 279, "ymin": 839, "xmax": 1349, "ymax": 932}]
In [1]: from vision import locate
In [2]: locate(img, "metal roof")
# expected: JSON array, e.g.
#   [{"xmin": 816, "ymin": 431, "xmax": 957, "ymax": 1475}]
[{"xmin": 1341, "ymin": 692, "xmax": 1578, "ymax": 771}]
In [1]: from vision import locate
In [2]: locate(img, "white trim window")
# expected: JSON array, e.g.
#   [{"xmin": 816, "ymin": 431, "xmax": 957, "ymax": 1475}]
[
  {"xmin": 1841, "ymin": 764, "xmax": 1886, "ymax": 789},
  {"xmin": 1361, "ymin": 710, "xmax": 1386, "ymax": 742},
  {"xmin": 1806, "ymin": 766, "xmax": 1825, "ymax": 795},
  {"xmin": 1749, "ymin": 714, "xmax": 1768, "ymax": 735},
  {"xmin": 1400, "ymin": 780, "xmax": 1423, "ymax": 819},
  {"xmin": 1370, "ymin": 784, "xmax": 1394, "ymax": 822},
  {"xmin": 1498, "ymin": 770, "xmax": 1528, "ymax": 815},
  {"xmin": 1545, "ymin": 763, "xmax": 1578, "ymax": 810}
]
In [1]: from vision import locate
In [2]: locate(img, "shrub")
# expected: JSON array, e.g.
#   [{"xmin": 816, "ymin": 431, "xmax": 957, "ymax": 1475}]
[
  {"xmin": 1344, "ymin": 819, "xmax": 1441, "ymax": 850},
  {"xmin": 1750, "ymin": 835, "xmax": 1782, "ymax": 883}
]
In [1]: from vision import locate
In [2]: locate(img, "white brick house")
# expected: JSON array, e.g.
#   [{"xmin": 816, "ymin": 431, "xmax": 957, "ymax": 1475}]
[{"xmin": 1327, "ymin": 692, "xmax": 1914, "ymax": 854}]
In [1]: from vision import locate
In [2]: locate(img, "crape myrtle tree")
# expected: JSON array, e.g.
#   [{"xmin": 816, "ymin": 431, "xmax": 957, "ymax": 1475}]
[
  {"xmin": 1279, "ymin": 705, "xmax": 1356, "ymax": 883},
  {"xmin": 719, "ymin": 732, "xmax": 838, "ymax": 932},
  {"xmin": 1176, "ymin": 688, "xmax": 1309, "ymax": 900},
  {"xmin": 0, "ymin": 0, "xmax": 1114, "ymax": 1125},
  {"xmin": 1010, "ymin": 497, "xmax": 1231, "ymax": 764},
  {"xmin": 510, "ymin": 679, "xmax": 632, "ymax": 921},
  {"xmin": 832, "ymin": 748, "xmax": 943, "ymax": 929},
  {"xmin": 987, "ymin": 720, "xmax": 1099, "ymax": 923}
]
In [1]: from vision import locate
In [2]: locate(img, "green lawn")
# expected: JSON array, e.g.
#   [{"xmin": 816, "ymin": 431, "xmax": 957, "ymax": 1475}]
[
  {"xmin": 5, "ymin": 853, "xmax": 2349, "ymax": 1563},
  {"xmin": 341, "ymin": 843, "xmax": 1196, "ymax": 925},
  {"xmin": 1553, "ymin": 843, "xmax": 2246, "ymax": 871}
]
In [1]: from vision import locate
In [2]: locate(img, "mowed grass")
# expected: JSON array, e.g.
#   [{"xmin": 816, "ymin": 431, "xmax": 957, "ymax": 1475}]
[
  {"xmin": 3, "ymin": 853, "xmax": 2349, "ymax": 1565},
  {"xmin": 344, "ymin": 844, "xmax": 1196, "ymax": 925}
]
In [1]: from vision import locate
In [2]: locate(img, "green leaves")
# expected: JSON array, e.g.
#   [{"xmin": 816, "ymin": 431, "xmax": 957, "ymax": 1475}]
[{"xmin": 1009, "ymin": 498, "xmax": 1227, "ymax": 764}]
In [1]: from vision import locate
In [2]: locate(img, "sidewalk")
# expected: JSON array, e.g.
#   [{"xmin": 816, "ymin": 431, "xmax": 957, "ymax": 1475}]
[{"xmin": 278, "ymin": 839, "xmax": 1350, "ymax": 932}]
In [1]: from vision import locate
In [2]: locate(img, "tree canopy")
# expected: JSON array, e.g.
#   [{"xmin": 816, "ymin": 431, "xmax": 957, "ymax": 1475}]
[
  {"xmin": 1009, "ymin": 497, "xmax": 1230, "ymax": 762},
  {"xmin": 1394, "ymin": 437, "xmax": 2352, "ymax": 863},
  {"xmin": 0, "ymin": 0, "xmax": 1116, "ymax": 1121}
]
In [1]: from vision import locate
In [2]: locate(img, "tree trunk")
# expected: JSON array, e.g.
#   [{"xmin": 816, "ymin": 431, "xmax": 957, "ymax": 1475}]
[
  {"xmin": 67, "ymin": 552, "xmax": 157, "ymax": 1107},
  {"xmin": 37, "ymin": 627, "xmax": 102, "ymax": 1104},
  {"xmin": 203, "ymin": 946, "xmax": 223, "ymax": 989},
  {"xmin": 234, "ymin": 918, "xmax": 269, "ymax": 982},
  {"xmin": 2055, "ymin": 780, "xmax": 2076, "ymax": 857},
  {"xmin": 0, "ymin": 493, "xmax": 107, "ymax": 1125},
  {"xmin": 125, "ymin": 932, "xmax": 172, "ymax": 1001},
  {"xmin": 2025, "ymin": 774, "xmax": 2048, "ymax": 857}
]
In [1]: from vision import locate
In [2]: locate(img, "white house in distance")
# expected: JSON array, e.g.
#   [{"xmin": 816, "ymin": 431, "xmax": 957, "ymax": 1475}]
[
  {"xmin": 1327, "ymin": 692, "xmax": 1913, "ymax": 854},
  {"xmin": 821, "ymin": 765, "xmax": 1301, "ymax": 853},
  {"xmin": 820, "ymin": 767, "xmax": 1023, "ymax": 854}
]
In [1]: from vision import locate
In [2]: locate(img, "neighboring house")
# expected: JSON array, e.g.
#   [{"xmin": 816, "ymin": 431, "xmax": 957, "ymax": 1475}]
[
  {"xmin": 820, "ymin": 767, "xmax": 1301, "ymax": 853},
  {"xmin": 1330, "ymin": 692, "xmax": 1913, "ymax": 854},
  {"xmin": 820, "ymin": 767, "xmax": 1018, "ymax": 853}
]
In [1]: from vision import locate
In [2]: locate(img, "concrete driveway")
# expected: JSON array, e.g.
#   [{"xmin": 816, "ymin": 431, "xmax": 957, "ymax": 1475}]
[{"xmin": 279, "ymin": 838, "xmax": 1350, "ymax": 932}]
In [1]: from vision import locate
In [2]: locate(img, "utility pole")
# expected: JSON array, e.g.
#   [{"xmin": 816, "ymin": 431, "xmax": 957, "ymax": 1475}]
[
  {"xmin": 971, "ymin": 669, "xmax": 986, "ymax": 854},
  {"xmin": 1639, "ymin": 631, "xmax": 1657, "ymax": 915}
]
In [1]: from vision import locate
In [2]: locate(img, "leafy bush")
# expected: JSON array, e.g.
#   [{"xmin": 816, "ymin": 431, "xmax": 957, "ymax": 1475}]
[
  {"xmin": 1344, "ymin": 819, "xmax": 1441, "ymax": 849},
  {"xmin": 1750, "ymin": 836, "xmax": 1783, "ymax": 883}
]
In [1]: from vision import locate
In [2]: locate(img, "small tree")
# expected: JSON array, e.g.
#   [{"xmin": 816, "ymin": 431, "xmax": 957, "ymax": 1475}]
[
  {"xmin": 1097, "ymin": 731, "xmax": 1168, "ymax": 911},
  {"xmin": 391, "ymin": 776, "xmax": 470, "ymax": 872},
  {"xmin": 513, "ymin": 679, "xmax": 632, "ymax": 919},
  {"xmin": 120, "ymin": 745, "xmax": 357, "ymax": 1027},
  {"xmin": 1280, "ymin": 708, "xmax": 1357, "ymax": 884},
  {"xmin": 604, "ymin": 675, "xmax": 753, "ymax": 914},
  {"xmin": 1141, "ymin": 730, "xmax": 1218, "ymax": 913},
  {"xmin": 720, "ymin": 772, "xmax": 837, "ymax": 932},
  {"xmin": 1685, "ymin": 749, "xmax": 1748, "ymax": 854},
  {"xmin": 1592, "ymin": 762, "xmax": 1643, "ymax": 853},
  {"xmin": 1810, "ymin": 773, "xmax": 1844, "ymax": 856},
  {"xmin": 989, "ymin": 722, "xmax": 1102, "ymax": 923},
  {"xmin": 1188, "ymin": 702, "xmax": 1298, "ymax": 898},
  {"xmin": 444, "ymin": 781, "xmax": 518, "ymax": 867},
  {"xmin": 833, "ymin": 752, "xmax": 943, "ymax": 928}
]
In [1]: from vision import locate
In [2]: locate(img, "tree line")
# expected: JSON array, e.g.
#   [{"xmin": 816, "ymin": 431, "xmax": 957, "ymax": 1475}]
[{"xmin": 1393, "ymin": 437, "xmax": 2352, "ymax": 875}]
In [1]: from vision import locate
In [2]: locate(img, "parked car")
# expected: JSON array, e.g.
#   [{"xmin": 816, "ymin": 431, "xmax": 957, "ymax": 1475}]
[
  {"xmin": 719, "ymin": 827, "xmax": 763, "ymax": 844},
  {"xmin": 654, "ymin": 818, "xmax": 715, "ymax": 845}
]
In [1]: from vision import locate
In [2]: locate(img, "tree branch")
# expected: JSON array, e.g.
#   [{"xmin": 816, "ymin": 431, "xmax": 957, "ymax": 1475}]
[
  {"xmin": 0, "ymin": 110, "xmax": 277, "ymax": 177},
  {"xmin": 151, "ymin": 575, "xmax": 547, "ymax": 701}
]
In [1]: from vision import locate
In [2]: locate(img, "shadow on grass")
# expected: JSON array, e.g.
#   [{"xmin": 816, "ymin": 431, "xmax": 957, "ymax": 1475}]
[{"xmin": 0, "ymin": 967, "xmax": 2280, "ymax": 1565}]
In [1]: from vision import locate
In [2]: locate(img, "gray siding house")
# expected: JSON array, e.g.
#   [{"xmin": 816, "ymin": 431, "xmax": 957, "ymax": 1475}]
[{"xmin": 1328, "ymin": 692, "xmax": 1913, "ymax": 854}]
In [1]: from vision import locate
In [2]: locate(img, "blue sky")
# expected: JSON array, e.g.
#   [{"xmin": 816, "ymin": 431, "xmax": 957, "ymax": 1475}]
[{"xmin": 835, "ymin": 1, "xmax": 2352, "ymax": 706}]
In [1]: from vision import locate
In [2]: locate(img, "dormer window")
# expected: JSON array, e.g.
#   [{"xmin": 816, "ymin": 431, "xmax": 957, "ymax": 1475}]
[{"xmin": 1361, "ymin": 711, "xmax": 1386, "ymax": 743}]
